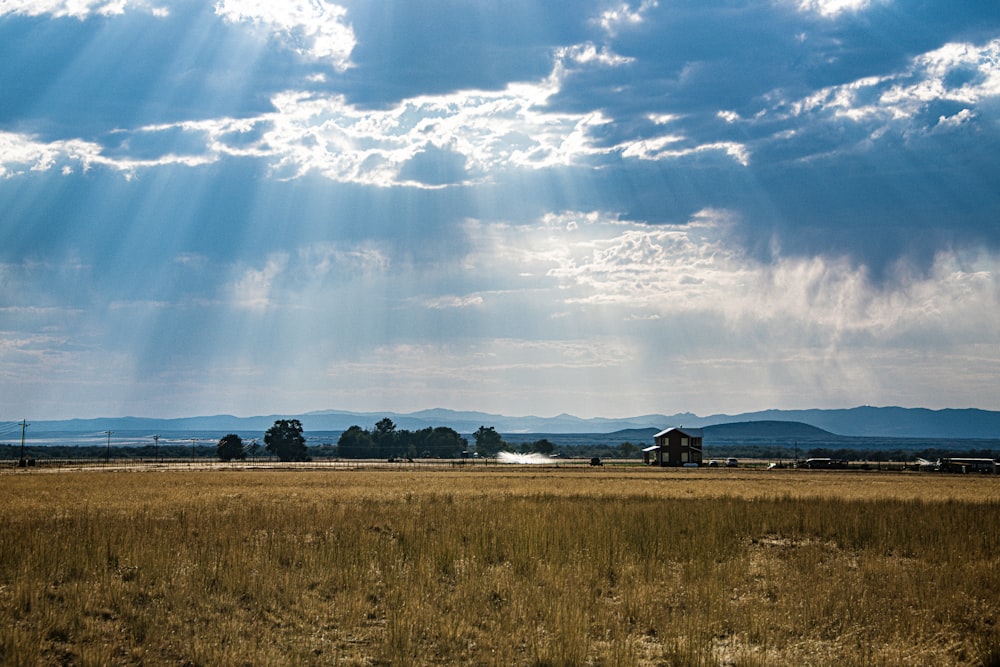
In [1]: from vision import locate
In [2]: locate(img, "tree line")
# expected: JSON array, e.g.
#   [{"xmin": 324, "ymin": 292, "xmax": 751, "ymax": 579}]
[
  {"xmin": 337, "ymin": 418, "xmax": 467, "ymax": 459},
  {"xmin": 222, "ymin": 418, "xmax": 473, "ymax": 461},
  {"xmin": 223, "ymin": 420, "xmax": 583, "ymax": 460}
]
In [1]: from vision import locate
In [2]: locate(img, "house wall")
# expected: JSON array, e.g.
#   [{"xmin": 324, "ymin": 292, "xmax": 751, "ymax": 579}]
[{"xmin": 652, "ymin": 431, "xmax": 704, "ymax": 466}]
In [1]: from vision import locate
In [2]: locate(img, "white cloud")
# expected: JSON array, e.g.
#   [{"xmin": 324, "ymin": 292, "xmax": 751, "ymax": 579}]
[
  {"xmin": 618, "ymin": 136, "xmax": 750, "ymax": 166},
  {"xmin": 542, "ymin": 211, "xmax": 747, "ymax": 309},
  {"xmin": 477, "ymin": 209, "xmax": 1000, "ymax": 358},
  {"xmin": 773, "ymin": 38, "xmax": 1000, "ymax": 136},
  {"xmin": 616, "ymin": 113, "xmax": 750, "ymax": 166},
  {"xmin": 0, "ymin": 36, "xmax": 755, "ymax": 184},
  {"xmin": 889, "ymin": 39, "xmax": 1000, "ymax": 106},
  {"xmin": 0, "ymin": 0, "xmax": 158, "ymax": 19},
  {"xmin": 424, "ymin": 294, "xmax": 485, "ymax": 310},
  {"xmin": 934, "ymin": 108, "xmax": 975, "ymax": 130},
  {"xmin": 250, "ymin": 78, "xmax": 614, "ymax": 185},
  {"xmin": 0, "ymin": 130, "xmax": 221, "ymax": 179},
  {"xmin": 214, "ymin": 0, "xmax": 355, "ymax": 70},
  {"xmin": 0, "ymin": 68, "xmax": 613, "ymax": 185},
  {"xmin": 0, "ymin": 132, "xmax": 103, "ymax": 178},
  {"xmin": 557, "ymin": 42, "xmax": 634, "ymax": 68},
  {"xmin": 596, "ymin": 0, "xmax": 658, "ymax": 35},
  {"xmin": 0, "ymin": 331, "xmax": 74, "ymax": 374},
  {"xmin": 793, "ymin": 0, "xmax": 878, "ymax": 18}
]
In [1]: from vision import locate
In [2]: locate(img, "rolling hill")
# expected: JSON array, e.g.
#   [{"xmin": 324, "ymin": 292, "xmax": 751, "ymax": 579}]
[{"xmin": 8, "ymin": 406, "xmax": 999, "ymax": 441}]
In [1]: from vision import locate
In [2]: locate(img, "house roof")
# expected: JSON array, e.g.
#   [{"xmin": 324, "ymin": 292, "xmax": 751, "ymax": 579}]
[{"xmin": 654, "ymin": 427, "xmax": 704, "ymax": 438}]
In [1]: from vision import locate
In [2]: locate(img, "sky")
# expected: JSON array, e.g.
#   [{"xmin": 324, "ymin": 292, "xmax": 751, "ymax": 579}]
[{"xmin": 1, "ymin": 0, "xmax": 999, "ymax": 421}]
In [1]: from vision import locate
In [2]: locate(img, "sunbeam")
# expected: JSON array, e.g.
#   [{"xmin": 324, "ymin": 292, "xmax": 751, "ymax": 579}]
[{"xmin": 2, "ymin": 1, "xmax": 999, "ymax": 419}]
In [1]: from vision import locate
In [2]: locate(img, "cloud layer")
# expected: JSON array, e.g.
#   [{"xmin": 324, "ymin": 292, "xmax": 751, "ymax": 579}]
[{"xmin": 1, "ymin": 0, "xmax": 999, "ymax": 419}]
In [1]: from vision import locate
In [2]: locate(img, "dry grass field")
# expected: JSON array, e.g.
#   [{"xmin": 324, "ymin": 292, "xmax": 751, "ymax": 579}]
[{"xmin": 1, "ymin": 466, "xmax": 998, "ymax": 666}]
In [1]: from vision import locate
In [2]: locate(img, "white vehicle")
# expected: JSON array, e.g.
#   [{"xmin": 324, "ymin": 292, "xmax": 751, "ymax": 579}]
[{"xmin": 725, "ymin": 457, "xmax": 739, "ymax": 467}]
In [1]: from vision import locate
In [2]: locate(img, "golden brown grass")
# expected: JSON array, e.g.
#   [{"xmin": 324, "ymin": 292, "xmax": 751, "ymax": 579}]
[{"xmin": 1, "ymin": 467, "xmax": 998, "ymax": 665}]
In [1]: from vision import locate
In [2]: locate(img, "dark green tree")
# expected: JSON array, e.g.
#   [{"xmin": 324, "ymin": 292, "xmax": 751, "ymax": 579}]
[
  {"xmin": 217, "ymin": 433, "xmax": 245, "ymax": 461},
  {"xmin": 473, "ymin": 425, "xmax": 505, "ymax": 456},
  {"xmin": 264, "ymin": 419, "xmax": 309, "ymax": 462},
  {"xmin": 530, "ymin": 438, "xmax": 555, "ymax": 455},
  {"xmin": 337, "ymin": 425, "xmax": 374, "ymax": 458},
  {"xmin": 372, "ymin": 418, "xmax": 398, "ymax": 454},
  {"xmin": 424, "ymin": 426, "xmax": 466, "ymax": 458}
]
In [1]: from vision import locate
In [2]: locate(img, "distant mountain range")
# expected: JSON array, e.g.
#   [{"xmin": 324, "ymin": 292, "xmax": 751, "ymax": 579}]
[{"xmin": 12, "ymin": 406, "xmax": 1000, "ymax": 440}]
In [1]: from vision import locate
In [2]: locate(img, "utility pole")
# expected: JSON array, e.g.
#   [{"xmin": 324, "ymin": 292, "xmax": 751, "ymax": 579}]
[
  {"xmin": 105, "ymin": 430, "xmax": 114, "ymax": 463},
  {"xmin": 152, "ymin": 434, "xmax": 159, "ymax": 460},
  {"xmin": 190, "ymin": 438, "xmax": 196, "ymax": 463},
  {"xmin": 19, "ymin": 419, "xmax": 29, "ymax": 467}
]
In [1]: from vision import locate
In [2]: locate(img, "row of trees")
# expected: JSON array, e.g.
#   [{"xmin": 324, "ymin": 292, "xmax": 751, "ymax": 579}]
[
  {"xmin": 219, "ymin": 418, "xmax": 476, "ymax": 461},
  {"xmin": 216, "ymin": 420, "xmax": 631, "ymax": 462},
  {"xmin": 337, "ymin": 419, "xmax": 467, "ymax": 459}
]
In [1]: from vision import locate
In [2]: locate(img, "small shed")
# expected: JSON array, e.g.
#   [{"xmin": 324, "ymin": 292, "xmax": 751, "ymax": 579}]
[{"xmin": 643, "ymin": 427, "xmax": 704, "ymax": 466}]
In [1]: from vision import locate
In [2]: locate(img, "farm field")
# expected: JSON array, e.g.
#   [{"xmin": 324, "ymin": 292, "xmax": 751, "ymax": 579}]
[{"xmin": 1, "ymin": 467, "xmax": 998, "ymax": 666}]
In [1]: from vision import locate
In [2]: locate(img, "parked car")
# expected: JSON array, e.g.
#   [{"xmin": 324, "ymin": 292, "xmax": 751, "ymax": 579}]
[{"xmin": 725, "ymin": 457, "xmax": 739, "ymax": 467}]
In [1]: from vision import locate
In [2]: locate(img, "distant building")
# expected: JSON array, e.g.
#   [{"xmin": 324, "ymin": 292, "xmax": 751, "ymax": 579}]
[
  {"xmin": 643, "ymin": 427, "xmax": 703, "ymax": 466},
  {"xmin": 937, "ymin": 458, "xmax": 997, "ymax": 474}
]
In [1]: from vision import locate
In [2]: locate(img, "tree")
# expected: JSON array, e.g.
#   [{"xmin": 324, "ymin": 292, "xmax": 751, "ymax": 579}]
[
  {"xmin": 424, "ymin": 426, "xmax": 466, "ymax": 458},
  {"xmin": 530, "ymin": 438, "xmax": 555, "ymax": 455},
  {"xmin": 217, "ymin": 433, "xmax": 245, "ymax": 461},
  {"xmin": 473, "ymin": 425, "xmax": 504, "ymax": 456},
  {"xmin": 264, "ymin": 419, "xmax": 309, "ymax": 462},
  {"xmin": 337, "ymin": 425, "xmax": 373, "ymax": 458},
  {"xmin": 371, "ymin": 418, "xmax": 398, "ymax": 454}
]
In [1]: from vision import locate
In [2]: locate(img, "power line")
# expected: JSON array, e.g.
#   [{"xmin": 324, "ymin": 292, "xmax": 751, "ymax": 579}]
[{"xmin": 0, "ymin": 421, "xmax": 24, "ymax": 435}]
